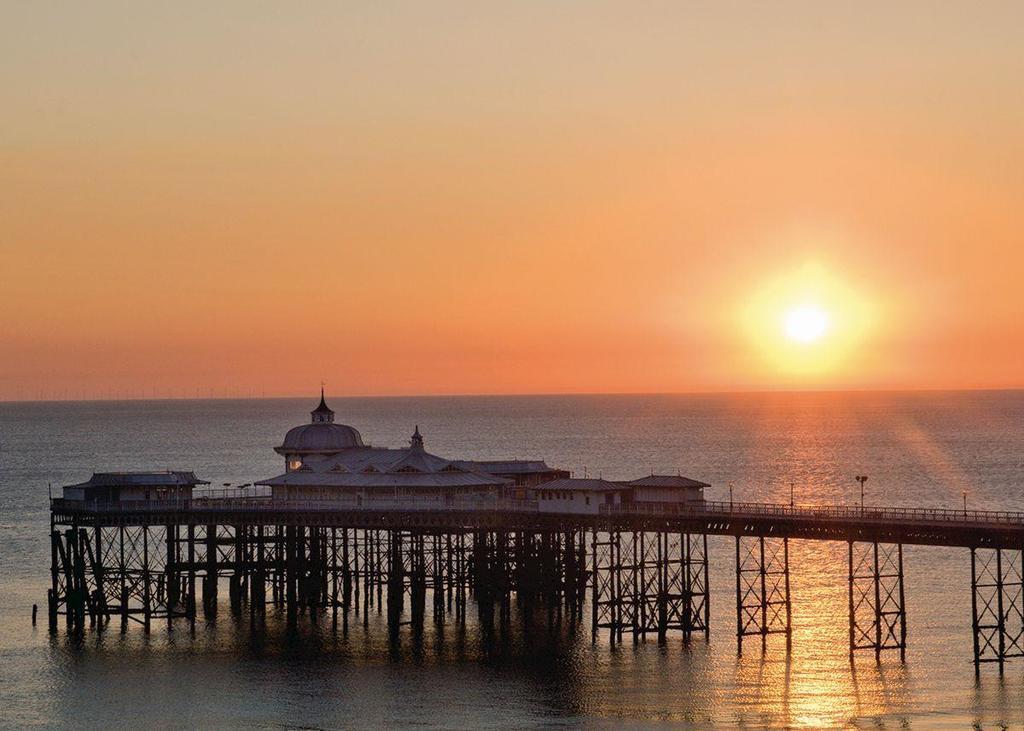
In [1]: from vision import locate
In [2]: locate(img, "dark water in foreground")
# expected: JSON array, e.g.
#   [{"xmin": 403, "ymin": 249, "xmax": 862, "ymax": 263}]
[{"xmin": 1, "ymin": 392, "xmax": 1022, "ymax": 729}]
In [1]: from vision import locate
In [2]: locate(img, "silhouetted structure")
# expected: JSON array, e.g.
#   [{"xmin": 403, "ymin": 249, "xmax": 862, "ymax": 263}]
[{"xmin": 47, "ymin": 396, "xmax": 1023, "ymax": 673}]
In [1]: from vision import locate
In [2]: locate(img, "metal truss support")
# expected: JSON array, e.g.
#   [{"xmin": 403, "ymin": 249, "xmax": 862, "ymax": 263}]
[
  {"xmin": 848, "ymin": 541, "xmax": 906, "ymax": 662},
  {"xmin": 44, "ymin": 524, "xmax": 191, "ymax": 635},
  {"xmin": 679, "ymin": 533, "xmax": 710, "ymax": 639},
  {"xmin": 563, "ymin": 530, "xmax": 587, "ymax": 619},
  {"xmin": 736, "ymin": 536, "xmax": 791, "ymax": 653},
  {"xmin": 592, "ymin": 530, "xmax": 709, "ymax": 644},
  {"xmin": 971, "ymin": 547, "xmax": 1023, "ymax": 672},
  {"xmin": 451, "ymin": 532, "xmax": 469, "ymax": 623},
  {"xmin": 591, "ymin": 530, "xmax": 625, "ymax": 643},
  {"xmin": 386, "ymin": 530, "xmax": 407, "ymax": 627}
]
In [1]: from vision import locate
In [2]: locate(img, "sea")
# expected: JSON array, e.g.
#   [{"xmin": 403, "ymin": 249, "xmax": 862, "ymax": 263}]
[{"xmin": 1, "ymin": 392, "xmax": 1022, "ymax": 729}]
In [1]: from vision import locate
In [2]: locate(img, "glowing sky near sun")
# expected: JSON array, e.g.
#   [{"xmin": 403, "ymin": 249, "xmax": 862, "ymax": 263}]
[{"xmin": 1, "ymin": 2, "xmax": 1022, "ymax": 399}]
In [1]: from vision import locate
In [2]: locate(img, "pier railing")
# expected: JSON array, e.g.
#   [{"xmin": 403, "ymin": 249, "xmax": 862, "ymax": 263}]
[
  {"xmin": 49, "ymin": 494, "xmax": 1024, "ymax": 528},
  {"xmin": 49, "ymin": 495, "xmax": 540, "ymax": 514},
  {"xmin": 602, "ymin": 500, "xmax": 1024, "ymax": 526}
]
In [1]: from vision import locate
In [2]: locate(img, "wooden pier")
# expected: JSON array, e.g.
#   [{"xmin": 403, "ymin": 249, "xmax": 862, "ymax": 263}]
[{"xmin": 47, "ymin": 497, "xmax": 1024, "ymax": 672}]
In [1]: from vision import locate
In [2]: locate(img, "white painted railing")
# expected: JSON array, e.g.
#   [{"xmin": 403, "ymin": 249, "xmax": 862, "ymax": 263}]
[
  {"xmin": 52, "ymin": 496, "xmax": 540, "ymax": 514},
  {"xmin": 50, "ymin": 493, "xmax": 1024, "ymax": 529},
  {"xmin": 601, "ymin": 500, "xmax": 1024, "ymax": 525}
]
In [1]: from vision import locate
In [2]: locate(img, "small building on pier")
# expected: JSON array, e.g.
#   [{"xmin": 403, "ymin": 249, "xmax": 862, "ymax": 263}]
[
  {"xmin": 622, "ymin": 475, "xmax": 709, "ymax": 504},
  {"xmin": 535, "ymin": 478, "xmax": 628, "ymax": 514},
  {"xmin": 61, "ymin": 471, "xmax": 207, "ymax": 504},
  {"xmin": 453, "ymin": 460, "xmax": 569, "ymax": 493},
  {"xmin": 533, "ymin": 474, "xmax": 709, "ymax": 514}
]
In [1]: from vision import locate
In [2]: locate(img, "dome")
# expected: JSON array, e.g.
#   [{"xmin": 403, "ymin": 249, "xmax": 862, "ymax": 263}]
[
  {"xmin": 275, "ymin": 422, "xmax": 365, "ymax": 455},
  {"xmin": 275, "ymin": 392, "xmax": 365, "ymax": 455}
]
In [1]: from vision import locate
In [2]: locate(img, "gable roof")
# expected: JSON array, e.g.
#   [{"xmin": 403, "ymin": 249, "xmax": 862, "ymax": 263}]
[
  {"xmin": 65, "ymin": 471, "xmax": 209, "ymax": 489},
  {"xmin": 456, "ymin": 459, "xmax": 561, "ymax": 475},
  {"xmin": 256, "ymin": 446, "xmax": 509, "ymax": 489},
  {"xmin": 623, "ymin": 475, "xmax": 710, "ymax": 489},
  {"xmin": 535, "ymin": 478, "xmax": 626, "ymax": 493}
]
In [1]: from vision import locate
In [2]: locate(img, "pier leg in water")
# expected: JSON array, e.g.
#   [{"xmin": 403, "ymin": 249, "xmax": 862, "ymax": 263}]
[
  {"xmin": 187, "ymin": 525, "xmax": 196, "ymax": 630},
  {"xmin": 431, "ymin": 533, "xmax": 444, "ymax": 624},
  {"xmin": 387, "ymin": 531, "xmax": 407, "ymax": 631},
  {"xmin": 735, "ymin": 535, "xmax": 790, "ymax": 654},
  {"xmin": 591, "ymin": 529, "xmax": 624, "ymax": 645},
  {"xmin": 848, "ymin": 541, "xmax": 906, "ymax": 662},
  {"xmin": 251, "ymin": 524, "xmax": 265, "ymax": 623},
  {"xmin": 166, "ymin": 524, "xmax": 179, "ymax": 628},
  {"xmin": 970, "ymin": 547, "xmax": 1024, "ymax": 673},
  {"xmin": 142, "ymin": 526, "xmax": 151, "ymax": 633},
  {"xmin": 48, "ymin": 527, "xmax": 61, "ymax": 632},
  {"xmin": 204, "ymin": 525, "xmax": 218, "ymax": 619},
  {"xmin": 285, "ymin": 526, "xmax": 298, "ymax": 626},
  {"xmin": 410, "ymin": 533, "xmax": 427, "ymax": 631}
]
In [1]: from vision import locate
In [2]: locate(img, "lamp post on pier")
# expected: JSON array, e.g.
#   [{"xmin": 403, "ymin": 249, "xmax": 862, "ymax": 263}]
[
  {"xmin": 855, "ymin": 475, "xmax": 868, "ymax": 513},
  {"xmin": 790, "ymin": 482, "xmax": 795, "ymax": 508},
  {"xmin": 963, "ymin": 490, "xmax": 967, "ymax": 517},
  {"xmin": 729, "ymin": 482, "xmax": 734, "ymax": 509}
]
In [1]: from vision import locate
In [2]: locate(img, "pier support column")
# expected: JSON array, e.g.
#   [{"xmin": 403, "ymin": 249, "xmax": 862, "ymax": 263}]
[
  {"xmin": 591, "ymin": 529, "xmax": 624, "ymax": 644},
  {"xmin": 250, "ymin": 524, "xmax": 265, "ymax": 621},
  {"xmin": 681, "ymin": 533, "xmax": 711, "ymax": 640},
  {"xmin": 142, "ymin": 526, "xmax": 152, "ymax": 633},
  {"xmin": 165, "ymin": 524, "xmax": 180, "ymax": 627},
  {"xmin": 971, "ymin": 547, "xmax": 1023, "ymax": 672},
  {"xmin": 229, "ymin": 525, "xmax": 244, "ymax": 616},
  {"xmin": 203, "ymin": 525, "xmax": 218, "ymax": 618},
  {"xmin": 736, "ymin": 536, "xmax": 791, "ymax": 654},
  {"xmin": 453, "ymin": 532, "xmax": 468, "ymax": 623},
  {"xmin": 431, "ymin": 533, "xmax": 445, "ymax": 623},
  {"xmin": 472, "ymin": 531, "xmax": 495, "ymax": 631},
  {"xmin": 89, "ymin": 527, "xmax": 110, "ymax": 628},
  {"xmin": 186, "ymin": 525, "xmax": 197, "ymax": 627},
  {"xmin": 285, "ymin": 526, "xmax": 298, "ymax": 626},
  {"xmin": 633, "ymin": 532, "xmax": 659, "ymax": 641},
  {"xmin": 49, "ymin": 528, "xmax": 63, "ymax": 632},
  {"xmin": 848, "ymin": 541, "xmax": 906, "ymax": 662},
  {"xmin": 335, "ymin": 528, "xmax": 348, "ymax": 623},
  {"xmin": 409, "ymin": 533, "xmax": 427, "ymax": 629},
  {"xmin": 496, "ymin": 531, "xmax": 511, "ymax": 629}
]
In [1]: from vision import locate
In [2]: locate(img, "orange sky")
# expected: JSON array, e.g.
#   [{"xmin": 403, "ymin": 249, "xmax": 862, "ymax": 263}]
[{"xmin": 1, "ymin": 3, "xmax": 1022, "ymax": 400}]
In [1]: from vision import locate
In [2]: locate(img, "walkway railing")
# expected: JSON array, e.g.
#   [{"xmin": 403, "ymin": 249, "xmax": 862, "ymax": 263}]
[
  {"xmin": 50, "ymin": 496, "xmax": 540, "ymax": 514},
  {"xmin": 602, "ymin": 500, "xmax": 1024, "ymax": 525},
  {"xmin": 50, "ymin": 494, "xmax": 1023, "ymax": 528}
]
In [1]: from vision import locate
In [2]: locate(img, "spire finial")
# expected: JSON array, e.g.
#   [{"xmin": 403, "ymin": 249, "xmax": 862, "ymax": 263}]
[
  {"xmin": 411, "ymin": 424, "xmax": 424, "ymax": 450},
  {"xmin": 311, "ymin": 384, "xmax": 334, "ymax": 423}
]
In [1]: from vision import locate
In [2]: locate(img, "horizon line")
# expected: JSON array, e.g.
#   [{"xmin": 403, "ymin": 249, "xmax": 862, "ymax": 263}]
[{"xmin": 3, "ymin": 384, "xmax": 1023, "ymax": 406}]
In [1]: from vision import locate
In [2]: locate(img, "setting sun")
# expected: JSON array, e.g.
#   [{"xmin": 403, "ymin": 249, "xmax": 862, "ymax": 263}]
[
  {"xmin": 739, "ymin": 258, "xmax": 876, "ymax": 383},
  {"xmin": 784, "ymin": 305, "xmax": 830, "ymax": 344}
]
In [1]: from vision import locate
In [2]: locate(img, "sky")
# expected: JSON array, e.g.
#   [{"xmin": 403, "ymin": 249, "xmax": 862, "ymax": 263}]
[{"xmin": 1, "ymin": 2, "xmax": 1022, "ymax": 400}]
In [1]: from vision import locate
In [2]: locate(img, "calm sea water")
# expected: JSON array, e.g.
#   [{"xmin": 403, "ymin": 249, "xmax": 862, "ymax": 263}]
[{"xmin": 1, "ymin": 392, "xmax": 1022, "ymax": 729}]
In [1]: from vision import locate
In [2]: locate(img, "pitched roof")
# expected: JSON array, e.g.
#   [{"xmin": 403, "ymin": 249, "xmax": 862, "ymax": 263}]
[
  {"xmin": 257, "ymin": 446, "xmax": 509, "ymax": 489},
  {"xmin": 65, "ymin": 471, "xmax": 209, "ymax": 489},
  {"xmin": 535, "ymin": 478, "xmax": 626, "ymax": 492},
  {"xmin": 624, "ymin": 475, "xmax": 710, "ymax": 489},
  {"xmin": 457, "ymin": 459, "xmax": 560, "ymax": 475},
  {"xmin": 257, "ymin": 471, "xmax": 508, "ymax": 488}
]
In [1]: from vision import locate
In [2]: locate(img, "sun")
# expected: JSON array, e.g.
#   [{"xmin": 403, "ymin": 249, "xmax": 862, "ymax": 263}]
[
  {"xmin": 783, "ymin": 305, "xmax": 829, "ymax": 344},
  {"xmin": 738, "ymin": 258, "xmax": 877, "ymax": 380}
]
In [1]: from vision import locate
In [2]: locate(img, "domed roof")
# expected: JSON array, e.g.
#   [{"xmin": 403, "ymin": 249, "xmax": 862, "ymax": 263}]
[
  {"xmin": 275, "ymin": 422, "xmax": 365, "ymax": 454},
  {"xmin": 274, "ymin": 392, "xmax": 365, "ymax": 455}
]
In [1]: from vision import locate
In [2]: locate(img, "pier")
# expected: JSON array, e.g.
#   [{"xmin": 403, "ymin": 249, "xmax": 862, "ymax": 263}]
[
  {"xmin": 48, "ymin": 493, "xmax": 1024, "ymax": 672},
  {"xmin": 43, "ymin": 396, "xmax": 1024, "ymax": 673}
]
